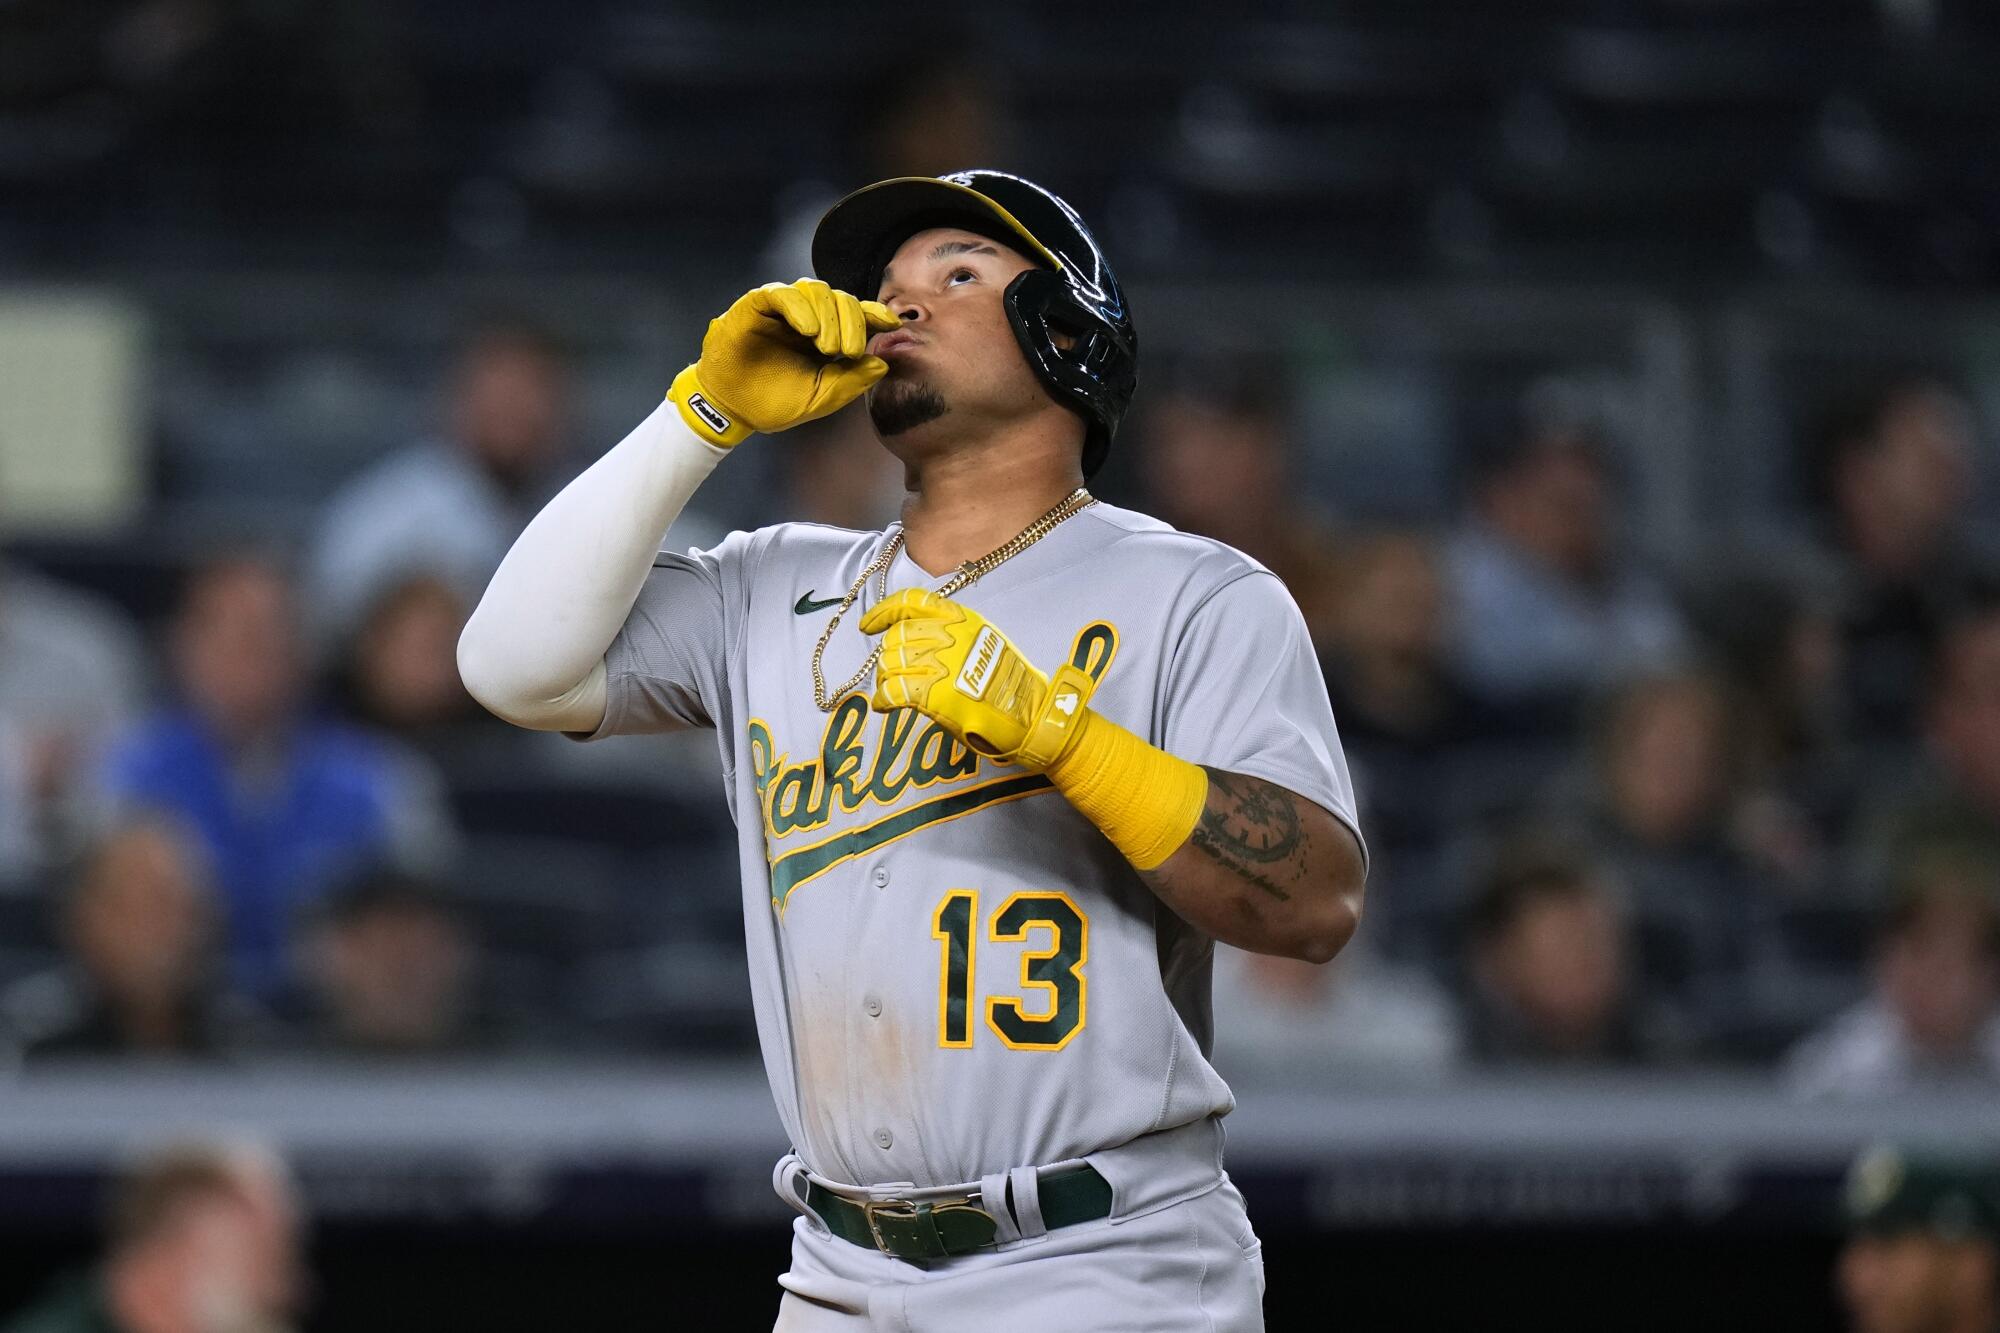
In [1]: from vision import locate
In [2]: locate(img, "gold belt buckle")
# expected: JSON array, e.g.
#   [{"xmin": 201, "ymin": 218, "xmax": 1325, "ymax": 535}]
[
  {"xmin": 862, "ymin": 1198, "xmax": 918, "ymax": 1251},
  {"xmin": 861, "ymin": 1192, "xmax": 993, "ymax": 1254}
]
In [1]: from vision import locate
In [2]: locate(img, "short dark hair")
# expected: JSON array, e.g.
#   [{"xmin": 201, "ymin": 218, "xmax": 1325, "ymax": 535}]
[
  {"xmin": 60, "ymin": 812, "xmax": 209, "ymax": 918},
  {"xmin": 173, "ymin": 550, "xmax": 293, "ymax": 619},
  {"xmin": 1586, "ymin": 668, "xmax": 1740, "ymax": 786},
  {"xmin": 1461, "ymin": 390, "xmax": 1612, "ymax": 498},
  {"xmin": 1881, "ymin": 845, "xmax": 2000, "ymax": 958},
  {"xmin": 1803, "ymin": 373, "xmax": 1960, "ymax": 513},
  {"xmin": 1151, "ymin": 353, "xmax": 1294, "ymax": 429},
  {"xmin": 452, "ymin": 310, "xmax": 569, "ymax": 368},
  {"xmin": 317, "ymin": 867, "xmax": 455, "ymax": 931},
  {"xmin": 107, "ymin": 1144, "xmax": 260, "ymax": 1255},
  {"xmin": 1467, "ymin": 839, "xmax": 1606, "ymax": 947}
]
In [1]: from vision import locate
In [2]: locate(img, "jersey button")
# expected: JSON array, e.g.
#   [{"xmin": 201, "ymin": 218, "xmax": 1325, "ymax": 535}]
[
  {"xmin": 873, "ymin": 1128, "xmax": 894, "ymax": 1150},
  {"xmin": 871, "ymin": 866, "xmax": 890, "ymax": 889},
  {"xmin": 863, "ymin": 995, "xmax": 882, "ymax": 1018}
]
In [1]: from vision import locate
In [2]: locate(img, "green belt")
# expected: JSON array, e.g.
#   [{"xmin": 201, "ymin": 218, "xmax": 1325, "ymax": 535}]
[{"xmin": 805, "ymin": 1165, "xmax": 1113, "ymax": 1262}]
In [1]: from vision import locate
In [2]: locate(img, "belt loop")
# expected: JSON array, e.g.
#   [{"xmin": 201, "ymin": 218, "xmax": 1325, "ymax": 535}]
[
  {"xmin": 978, "ymin": 1171, "xmax": 1024, "ymax": 1245},
  {"xmin": 772, "ymin": 1153, "xmax": 821, "ymax": 1229},
  {"xmin": 1007, "ymin": 1165, "xmax": 1047, "ymax": 1239}
]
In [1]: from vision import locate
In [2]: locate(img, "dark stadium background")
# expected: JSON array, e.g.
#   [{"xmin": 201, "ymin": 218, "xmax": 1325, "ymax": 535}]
[{"xmin": 3, "ymin": 1, "xmax": 1999, "ymax": 1329}]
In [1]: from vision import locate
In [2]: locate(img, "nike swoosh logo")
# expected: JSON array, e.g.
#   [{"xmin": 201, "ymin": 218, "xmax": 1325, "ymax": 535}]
[{"xmin": 794, "ymin": 591, "xmax": 844, "ymax": 615}]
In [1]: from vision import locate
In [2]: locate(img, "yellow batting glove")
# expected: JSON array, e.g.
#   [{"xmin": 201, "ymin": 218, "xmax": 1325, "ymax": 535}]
[
  {"xmin": 668, "ymin": 279, "xmax": 901, "ymax": 447},
  {"xmin": 858, "ymin": 590, "xmax": 1098, "ymax": 771}
]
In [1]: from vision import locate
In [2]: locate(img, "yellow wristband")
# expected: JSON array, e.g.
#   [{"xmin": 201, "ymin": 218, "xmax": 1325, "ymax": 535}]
[
  {"xmin": 1043, "ymin": 709, "xmax": 1208, "ymax": 871},
  {"xmin": 667, "ymin": 365, "xmax": 753, "ymax": 448}
]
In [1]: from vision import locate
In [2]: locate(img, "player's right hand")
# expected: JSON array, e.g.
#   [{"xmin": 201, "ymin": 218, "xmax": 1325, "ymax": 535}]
[{"xmin": 667, "ymin": 280, "xmax": 901, "ymax": 448}]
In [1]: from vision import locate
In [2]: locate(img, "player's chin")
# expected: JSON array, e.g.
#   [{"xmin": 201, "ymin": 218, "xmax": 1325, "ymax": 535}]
[{"xmin": 867, "ymin": 377, "xmax": 949, "ymax": 437}]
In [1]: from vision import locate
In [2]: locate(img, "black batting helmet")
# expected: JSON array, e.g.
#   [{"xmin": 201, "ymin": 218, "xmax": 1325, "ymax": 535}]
[{"xmin": 810, "ymin": 170, "xmax": 1137, "ymax": 479}]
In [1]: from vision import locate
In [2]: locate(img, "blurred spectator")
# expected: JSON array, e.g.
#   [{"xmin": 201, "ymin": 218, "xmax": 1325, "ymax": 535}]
[
  {"xmin": 331, "ymin": 575, "xmax": 468, "ymax": 736},
  {"xmin": 0, "ymin": 817, "xmax": 266, "ymax": 1063},
  {"xmin": 1555, "ymin": 671, "xmax": 1764, "ymax": 1047},
  {"xmin": 1809, "ymin": 377, "xmax": 1998, "ymax": 748},
  {"xmin": 760, "ymin": 55, "xmax": 1011, "ymax": 280},
  {"xmin": 1838, "ymin": 1147, "xmax": 2000, "ymax": 1333},
  {"xmin": 778, "ymin": 408, "xmax": 905, "ymax": 531},
  {"xmin": 0, "ymin": 557, "xmax": 149, "ymax": 885},
  {"xmin": 0, "ymin": 1139, "xmax": 305, "ymax": 1333},
  {"xmin": 1857, "ymin": 602, "xmax": 2000, "ymax": 888},
  {"xmin": 1444, "ymin": 397, "xmax": 1687, "ymax": 708},
  {"xmin": 1690, "ymin": 568, "xmax": 1854, "ymax": 888},
  {"xmin": 1211, "ymin": 940, "xmax": 1460, "ymax": 1081},
  {"xmin": 97, "ymin": 555, "xmax": 452, "ymax": 998},
  {"xmin": 297, "ymin": 869, "xmax": 486, "ymax": 1055},
  {"xmin": 1461, "ymin": 841, "xmax": 1679, "ymax": 1066},
  {"xmin": 1142, "ymin": 358, "xmax": 1342, "ymax": 645},
  {"xmin": 1321, "ymin": 532, "xmax": 1464, "ymax": 745},
  {"xmin": 1785, "ymin": 847, "xmax": 2000, "ymax": 1097},
  {"xmin": 1317, "ymin": 531, "xmax": 1485, "ymax": 857},
  {"xmin": 324, "ymin": 571, "xmax": 521, "ymax": 783},
  {"xmin": 307, "ymin": 316, "xmax": 574, "ymax": 645}
]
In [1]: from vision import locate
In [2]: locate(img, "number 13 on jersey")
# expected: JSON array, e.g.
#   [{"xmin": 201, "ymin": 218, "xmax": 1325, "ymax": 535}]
[{"xmin": 931, "ymin": 890, "xmax": 1088, "ymax": 1051}]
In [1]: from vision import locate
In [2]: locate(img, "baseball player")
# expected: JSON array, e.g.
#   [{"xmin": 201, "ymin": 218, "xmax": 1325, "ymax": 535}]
[
  {"xmin": 458, "ymin": 170, "xmax": 1368, "ymax": 1330},
  {"xmin": 1840, "ymin": 1147, "xmax": 2000, "ymax": 1333}
]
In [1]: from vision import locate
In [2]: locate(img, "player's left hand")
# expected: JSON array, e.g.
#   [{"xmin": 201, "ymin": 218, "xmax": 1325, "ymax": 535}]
[{"xmin": 859, "ymin": 589, "xmax": 1096, "ymax": 771}]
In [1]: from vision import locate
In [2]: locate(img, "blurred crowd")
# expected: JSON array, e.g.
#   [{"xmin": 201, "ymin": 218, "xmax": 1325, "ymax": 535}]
[
  {"xmin": 6, "ymin": 11, "xmax": 2000, "ymax": 1333},
  {"xmin": 0, "ymin": 321, "xmax": 585, "ymax": 1065},
  {"xmin": 0, "ymin": 303, "xmax": 1997, "ymax": 1100},
  {"xmin": 1202, "ymin": 364, "xmax": 2000, "ymax": 1091},
  {"xmin": 1, "ymin": 13, "xmax": 1998, "ymax": 1100}
]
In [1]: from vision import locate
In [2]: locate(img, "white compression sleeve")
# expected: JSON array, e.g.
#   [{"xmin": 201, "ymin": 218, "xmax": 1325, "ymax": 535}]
[{"xmin": 456, "ymin": 400, "xmax": 729, "ymax": 732}]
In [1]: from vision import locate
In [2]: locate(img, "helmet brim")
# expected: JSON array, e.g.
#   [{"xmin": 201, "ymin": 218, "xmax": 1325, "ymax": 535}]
[{"xmin": 811, "ymin": 176, "xmax": 1064, "ymax": 299}]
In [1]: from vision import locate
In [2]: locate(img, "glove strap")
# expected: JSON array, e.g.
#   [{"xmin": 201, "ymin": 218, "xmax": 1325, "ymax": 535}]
[
  {"xmin": 1011, "ymin": 664, "xmax": 1099, "ymax": 771},
  {"xmin": 668, "ymin": 365, "xmax": 753, "ymax": 448}
]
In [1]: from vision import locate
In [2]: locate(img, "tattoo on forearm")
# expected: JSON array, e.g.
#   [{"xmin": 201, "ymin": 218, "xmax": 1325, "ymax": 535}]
[{"xmin": 1184, "ymin": 768, "xmax": 1308, "ymax": 902}]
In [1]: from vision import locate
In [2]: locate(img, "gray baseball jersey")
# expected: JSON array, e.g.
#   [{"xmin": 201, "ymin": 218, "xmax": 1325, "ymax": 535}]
[{"xmin": 581, "ymin": 500, "xmax": 1361, "ymax": 1189}]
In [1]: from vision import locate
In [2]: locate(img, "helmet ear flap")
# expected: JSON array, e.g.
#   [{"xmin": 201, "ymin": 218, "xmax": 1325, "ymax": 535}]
[
  {"xmin": 1003, "ymin": 269, "xmax": 1067, "ymax": 372},
  {"xmin": 1003, "ymin": 268, "xmax": 1134, "ymax": 479}
]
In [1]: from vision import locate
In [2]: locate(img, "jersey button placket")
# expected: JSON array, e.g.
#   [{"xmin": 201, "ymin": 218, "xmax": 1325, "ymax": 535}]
[
  {"xmin": 863, "ymin": 995, "xmax": 882, "ymax": 1018},
  {"xmin": 870, "ymin": 865, "xmax": 889, "ymax": 889},
  {"xmin": 873, "ymin": 1128, "xmax": 894, "ymax": 1150}
]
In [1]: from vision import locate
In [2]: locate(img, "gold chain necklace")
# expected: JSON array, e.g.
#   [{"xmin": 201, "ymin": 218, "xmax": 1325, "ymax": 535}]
[{"xmin": 811, "ymin": 487, "xmax": 1096, "ymax": 711}]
